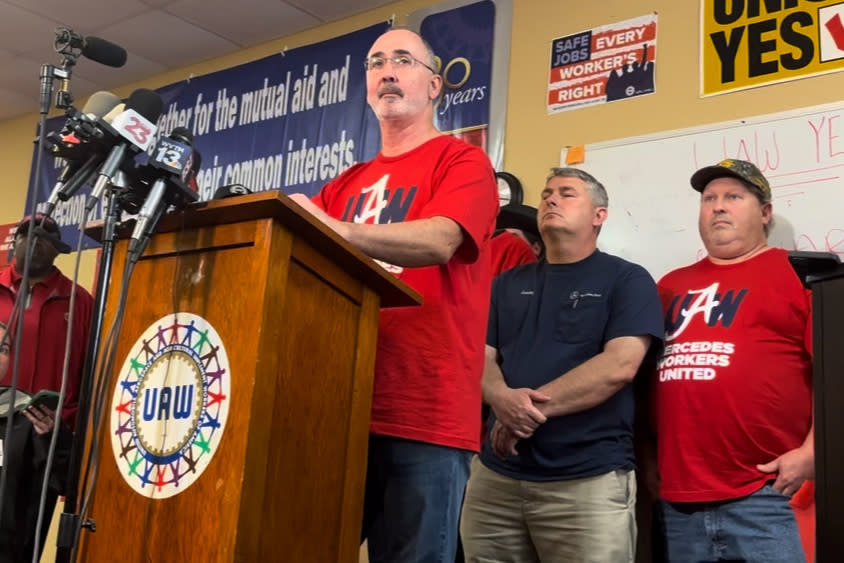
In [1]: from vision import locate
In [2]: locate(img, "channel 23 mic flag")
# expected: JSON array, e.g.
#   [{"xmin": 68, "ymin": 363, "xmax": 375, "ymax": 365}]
[{"xmin": 26, "ymin": 23, "xmax": 388, "ymax": 250}]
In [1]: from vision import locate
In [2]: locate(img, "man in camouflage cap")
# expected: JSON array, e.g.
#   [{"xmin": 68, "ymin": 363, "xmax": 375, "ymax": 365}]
[
  {"xmin": 690, "ymin": 158, "xmax": 772, "ymax": 202},
  {"xmin": 647, "ymin": 159, "xmax": 813, "ymax": 561}
]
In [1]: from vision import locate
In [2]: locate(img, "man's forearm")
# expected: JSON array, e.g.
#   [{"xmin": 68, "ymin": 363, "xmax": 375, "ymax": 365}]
[
  {"xmin": 535, "ymin": 353, "xmax": 632, "ymax": 417},
  {"xmin": 482, "ymin": 352, "xmax": 508, "ymax": 405},
  {"xmin": 342, "ymin": 216, "xmax": 463, "ymax": 267},
  {"xmin": 535, "ymin": 336, "xmax": 650, "ymax": 418}
]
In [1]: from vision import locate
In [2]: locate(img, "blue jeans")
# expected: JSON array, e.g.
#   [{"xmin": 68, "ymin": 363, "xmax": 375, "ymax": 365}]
[
  {"xmin": 662, "ymin": 484, "xmax": 805, "ymax": 562},
  {"xmin": 362, "ymin": 435, "xmax": 472, "ymax": 563}
]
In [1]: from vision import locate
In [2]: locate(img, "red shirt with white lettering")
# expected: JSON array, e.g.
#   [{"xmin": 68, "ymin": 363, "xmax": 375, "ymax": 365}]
[
  {"xmin": 655, "ymin": 248, "xmax": 812, "ymax": 502},
  {"xmin": 313, "ymin": 135, "xmax": 498, "ymax": 451}
]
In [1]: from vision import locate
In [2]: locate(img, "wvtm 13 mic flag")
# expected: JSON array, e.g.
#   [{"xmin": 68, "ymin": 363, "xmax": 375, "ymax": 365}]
[{"xmin": 127, "ymin": 127, "xmax": 200, "ymax": 262}]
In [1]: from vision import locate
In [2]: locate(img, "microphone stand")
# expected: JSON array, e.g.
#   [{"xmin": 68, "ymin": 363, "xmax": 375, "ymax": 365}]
[
  {"xmin": 55, "ymin": 189, "xmax": 121, "ymax": 563},
  {"xmin": 0, "ymin": 45, "xmax": 80, "ymax": 557}
]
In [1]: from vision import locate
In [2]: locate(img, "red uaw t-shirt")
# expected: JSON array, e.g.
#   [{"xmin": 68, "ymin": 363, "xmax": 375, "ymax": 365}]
[
  {"xmin": 314, "ymin": 135, "xmax": 498, "ymax": 451},
  {"xmin": 655, "ymin": 248, "xmax": 812, "ymax": 502}
]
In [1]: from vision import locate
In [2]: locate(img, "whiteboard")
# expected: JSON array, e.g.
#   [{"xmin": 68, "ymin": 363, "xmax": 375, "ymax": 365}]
[{"xmin": 565, "ymin": 102, "xmax": 844, "ymax": 280}]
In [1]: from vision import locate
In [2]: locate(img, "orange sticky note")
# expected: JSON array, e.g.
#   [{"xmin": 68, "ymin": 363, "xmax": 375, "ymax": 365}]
[{"xmin": 565, "ymin": 145, "xmax": 585, "ymax": 165}]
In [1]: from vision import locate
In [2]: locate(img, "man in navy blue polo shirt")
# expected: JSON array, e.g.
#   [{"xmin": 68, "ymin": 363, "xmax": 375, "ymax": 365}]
[{"xmin": 460, "ymin": 167, "xmax": 663, "ymax": 562}]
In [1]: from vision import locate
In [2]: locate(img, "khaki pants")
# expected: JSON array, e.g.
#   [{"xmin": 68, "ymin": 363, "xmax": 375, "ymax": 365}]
[{"xmin": 460, "ymin": 457, "xmax": 636, "ymax": 563}]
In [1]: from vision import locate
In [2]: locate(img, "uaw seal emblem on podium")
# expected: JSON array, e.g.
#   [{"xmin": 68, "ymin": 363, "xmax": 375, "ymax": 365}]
[{"xmin": 110, "ymin": 312, "xmax": 231, "ymax": 498}]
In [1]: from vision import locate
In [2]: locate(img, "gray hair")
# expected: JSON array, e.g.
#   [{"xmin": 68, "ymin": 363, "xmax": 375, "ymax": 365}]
[
  {"xmin": 382, "ymin": 26, "xmax": 441, "ymax": 105},
  {"xmin": 419, "ymin": 34, "xmax": 437, "ymax": 71},
  {"xmin": 385, "ymin": 26, "xmax": 438, "ymax": 71},
  {"xmin": 744, "ymin": 178, "xmax": 773, "ymax": 238},
  {"xmin": 546, "ymin": 167, "xmax": 609, "ymax": 207}
]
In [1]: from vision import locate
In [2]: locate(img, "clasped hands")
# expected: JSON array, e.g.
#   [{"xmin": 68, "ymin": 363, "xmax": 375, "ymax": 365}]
[{"xmin": 488, "ymin": 387, "xmax": 550, "ymax": 459}]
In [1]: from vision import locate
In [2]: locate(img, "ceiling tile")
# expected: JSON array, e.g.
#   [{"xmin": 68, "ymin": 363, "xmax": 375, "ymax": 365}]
[
  {"xmin": 285, "ymin": 0, "xmax": 393, "ymax": 21},
  {"xmin": 0, "ymin": 0, "xmax": 402, "ymax": 122},
  {"xmin": 97, "ymin": 10, "xmax": 239, "ymax": 67},
  {"xmin": 2, "ymin": 0, "xmax": 151, "ymax": 31},
  {"xmin": 166, "ymin": 0, "xmax": 321, "ymax": 47},
  {"xmin": 0, "ymin": 2, "xmax": 64, "ymax": 56},
  {"xmin": 74, "ymin": 51, "xmax": 168, "ymax": 90},
  {"xmin": 0, "ymin": 51, "xmax": 100, "ymax": 109},
  {"xmin": 138, "ymin": 0, "xmax": 181, "ymax": 7}
]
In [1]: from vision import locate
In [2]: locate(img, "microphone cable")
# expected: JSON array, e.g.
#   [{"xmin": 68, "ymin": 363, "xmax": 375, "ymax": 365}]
[
  {"xmin": 72, "ymin": 244, "xmax": 138, "ymax": 559},
  {"xmin": 31, "ymin": 212, "xmax": 89, "ymax": 563},
  {"xmin": 0, "ymin": 108, "xmax": 53, "ymax": 535},
  {"xmin": 141, "ymin": 209, "xmax": 190, "ymax": 562}
]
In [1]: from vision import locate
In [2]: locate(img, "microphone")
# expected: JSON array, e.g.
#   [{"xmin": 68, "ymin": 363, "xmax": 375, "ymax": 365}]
[
  {"xmin": 101, "ymin": 102, "xmax": 126, "ymax": 123},
  {"xmin": 42, "ymin": 91, "xmax": 123, "ymax": 217},
  {"xmin": 214, "ymin": 184, "xmax": 253, "ymax": 199},
  {"xmin": 85, "ymin": 89, "xmax": 164, "ymax": 214},
  {"xmin": 54, "ymin": 28, "xmax": 127, "ymax": 68},
  {"xmin": 128, "ymin": 128, "xmax": 200, "ymax": 262}
]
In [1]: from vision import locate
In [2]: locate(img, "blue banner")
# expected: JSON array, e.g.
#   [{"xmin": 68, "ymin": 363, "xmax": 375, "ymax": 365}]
[
  {"xmin": 421, "ymin": 0, "xmax": 495, "ymax": 151},
  {"xmin": 26, "ymin": 23, "xmax": 388, "ymax": 250}
]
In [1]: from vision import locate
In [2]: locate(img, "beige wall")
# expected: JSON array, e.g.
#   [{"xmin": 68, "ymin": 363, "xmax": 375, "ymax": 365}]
[{"xmin": 4, "ymin": 0, "xmax": 844, "ymax": 287}]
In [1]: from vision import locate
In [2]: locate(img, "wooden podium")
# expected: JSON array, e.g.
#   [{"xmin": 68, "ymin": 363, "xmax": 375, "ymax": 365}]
[{"xmin": 77, "ymin": 191, "xmax": 420, "ymax": 562}]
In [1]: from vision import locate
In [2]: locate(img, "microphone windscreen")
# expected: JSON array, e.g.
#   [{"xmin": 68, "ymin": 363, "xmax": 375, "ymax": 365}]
[
  {"xmin": 170, "ymin": 126, "xmax": 193, "ymax": 145},
  {"xmin": 125, "ymin": 88, "xmax": 164, "ymax": 123},
  {"xmin": 214, "ymin": 184, "xmax": 252, "ymax": 199},
  {"xmin": 81, "ymin": 91, "xmax": 121, "ymax": 118},
  {"xmin": 102, "ymin": 103, "xmax": 126, "ymax": 124},
  {"xmin": 82, "ymin": 36, "xmax": 127, "ymax": 68}
]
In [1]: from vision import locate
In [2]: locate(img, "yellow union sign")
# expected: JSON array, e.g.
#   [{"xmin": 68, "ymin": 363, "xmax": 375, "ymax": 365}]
[{"xmin": 702, "ymin": 0, "xmax": 844, "ymax": 95}]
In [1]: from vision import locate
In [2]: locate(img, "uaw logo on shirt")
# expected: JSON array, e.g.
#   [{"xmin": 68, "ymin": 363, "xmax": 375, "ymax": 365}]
[{"xmin": 110, "ymin": 312, "xmax": 230, "ymax": 498}]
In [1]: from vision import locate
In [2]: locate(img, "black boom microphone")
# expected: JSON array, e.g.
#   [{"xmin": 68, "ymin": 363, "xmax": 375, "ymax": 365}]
[{"xmin": 54, "ymin": 28, "xmax": 127, "ymax": 68}]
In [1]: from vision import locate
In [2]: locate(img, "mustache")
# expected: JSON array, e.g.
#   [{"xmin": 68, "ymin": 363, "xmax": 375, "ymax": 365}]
[{"xmin": 378, "ymin": 84, "xmax": 403, "ymax": 98}]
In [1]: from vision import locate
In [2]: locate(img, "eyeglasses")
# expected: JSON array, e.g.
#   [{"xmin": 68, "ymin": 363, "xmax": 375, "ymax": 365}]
[{"xmin": 363, "ymin": 53, "xmax": 437, "ymax": 74}]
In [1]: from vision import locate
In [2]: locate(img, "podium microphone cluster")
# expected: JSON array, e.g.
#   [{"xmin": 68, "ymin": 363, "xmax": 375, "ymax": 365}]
[
  {"xmin": 85, "ymin": 88, "xmax": 164, "ymax": 215},
  {"xmin": 39, "ymin": 88, "xmax": 165, "ymax": 221},
  {"xmin": 127, "ymin": 127, "xmax": 201, "ymax": 263},
  {"xmin": 41, "ymin": 90, "xmax": 123, "ymax": 218}
]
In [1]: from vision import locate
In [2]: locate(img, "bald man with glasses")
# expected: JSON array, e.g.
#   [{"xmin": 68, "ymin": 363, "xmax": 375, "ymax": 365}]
[{"xmin": 290, "ymin": 28, "xmax": 498, "ymax": 563}]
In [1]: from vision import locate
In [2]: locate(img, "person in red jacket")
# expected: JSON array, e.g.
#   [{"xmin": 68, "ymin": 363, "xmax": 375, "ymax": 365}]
[
  {"xmin": 0, "ymin": 214, "xmax": 93, "ymax": 431},
  {"xmin": 0, "ymin": 321, "xmax": 8, "ymax": 380},
  {"xmin": 0, "ymin": 214, "xmax": 92, "ymax": 561}
]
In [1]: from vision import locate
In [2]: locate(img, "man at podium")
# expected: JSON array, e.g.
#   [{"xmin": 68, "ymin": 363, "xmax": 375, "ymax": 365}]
[{"xmin": 291, "ymin": 27, "xmax": 498, "ymax": 563}]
